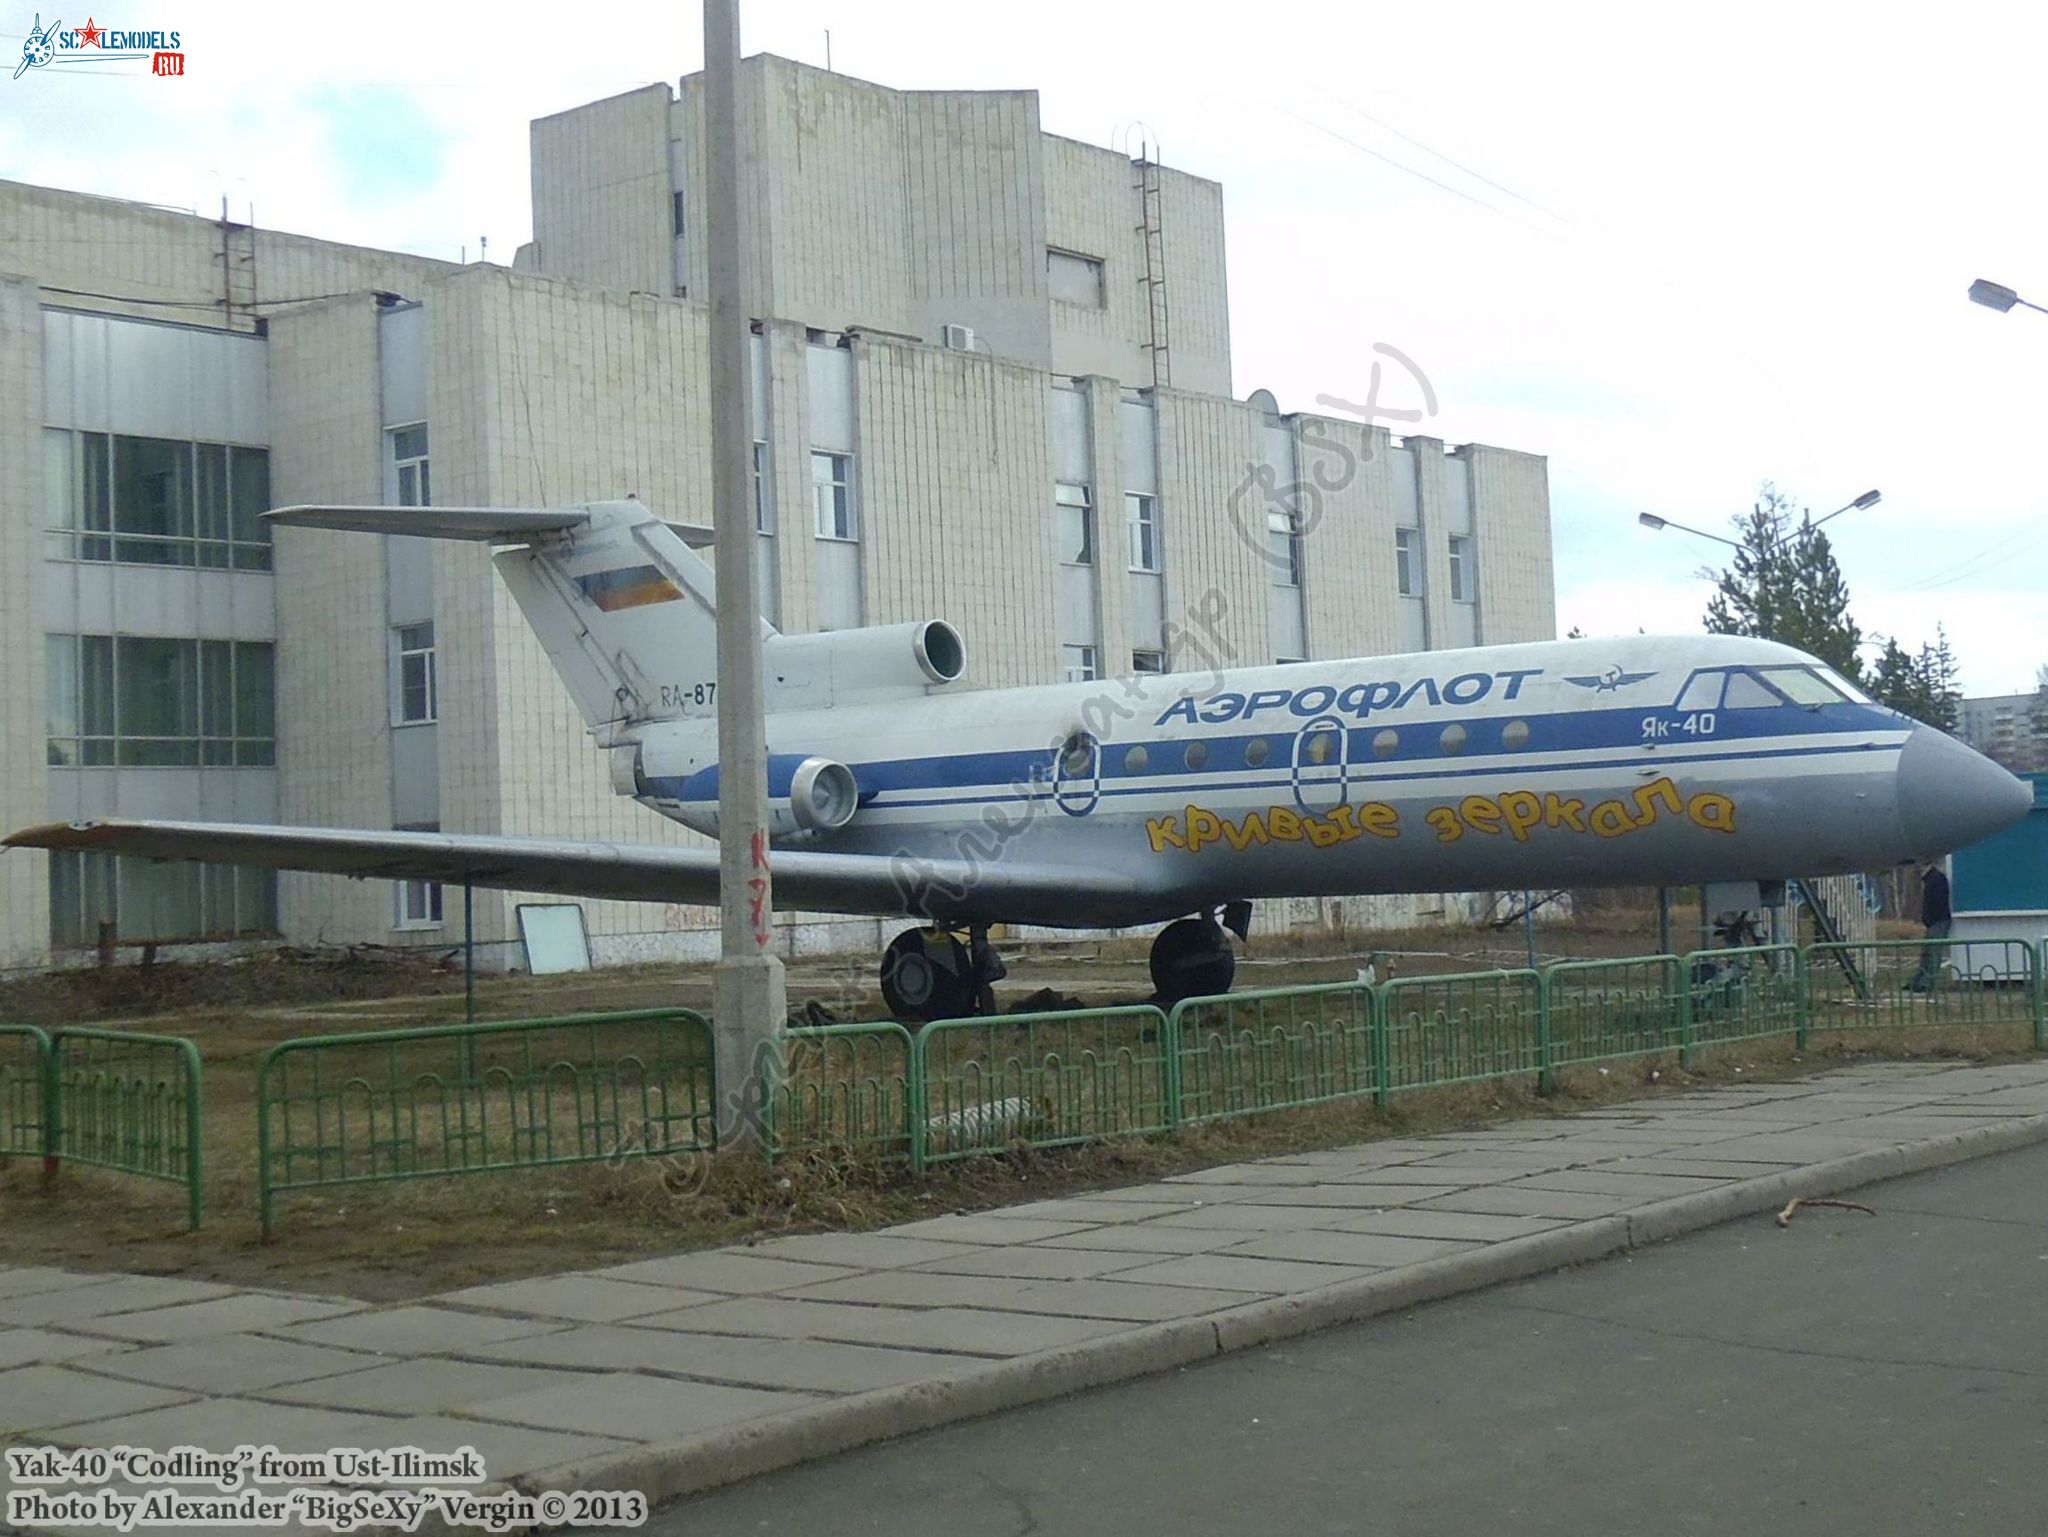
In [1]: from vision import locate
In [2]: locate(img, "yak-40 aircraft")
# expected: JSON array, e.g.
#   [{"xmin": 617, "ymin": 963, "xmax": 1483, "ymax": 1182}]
[{"xmin": 9, "ymin": 498, "xmax": 2031, "ymax": 1018}]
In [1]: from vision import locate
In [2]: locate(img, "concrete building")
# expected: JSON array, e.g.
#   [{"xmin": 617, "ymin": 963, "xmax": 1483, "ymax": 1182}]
[
  {"xmin": 0, "ymin": 56, "xmax": 1555, "ymax": 971},
  {"xmin": 1958, "ymin": 689, "xmax": 2048, "ymax": 775}
]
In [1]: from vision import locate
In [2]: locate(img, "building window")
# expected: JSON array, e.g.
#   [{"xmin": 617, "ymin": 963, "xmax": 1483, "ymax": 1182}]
[
  {"xmin": 394, "ymin": 823, "xmax": 445, "ymax": 930},
  {"xmin": 1269, "ymin": 508, "xmax": 1303, "ymax": 587},
  {"xmin": 49, "ymin": 850, "xmax": 277, "ymax": 948},
  {"xmin": 1062, "ymin": 643, "xmax": 1099, "ymax": 682},
  {"xmin": 1395, "ymin": 527, "xmax": 1420, "ymax": 597},
  {"xmin": 1132, "ymin": 648, "xmax": 1167, "ymax": 674},
  {"xmin": 1126, "ymin": 492, "xmax": 1160, "ymax": 572},
  {"xmin": 1055, "ymin": 482, "xmax": 1093, "ymax": 566},
  {"xmin": 393, "ymin": 622, "xmax": 437, "ymax": 725},
  {"xmin": 1448, "ymin": 534, "xmax": 1474, "ymax": 602},
  {"xmin": 44, "ymin": 429, "xmax": 272, "ymax": 570},
  {"xmin": 753, "ymin": 441, "xmax": 772, "ymax": 534},
  {"xmin": 672, "ymin": 190, "xmax": 687, "ymax": 238},
  {"xmin": 47, "ymin": 634, "xmax": 274, "ymax": 768},
  {"xmin": 1047, "ymin": 249, "xmax": 1106, "ymax": 308},
  {"xmin": 812, "ymin": 451, "xmax": 856, "ymax": 541},
  {"xmin": 391, "ymin": 424, "xmax": 430, "ymax": 507}
]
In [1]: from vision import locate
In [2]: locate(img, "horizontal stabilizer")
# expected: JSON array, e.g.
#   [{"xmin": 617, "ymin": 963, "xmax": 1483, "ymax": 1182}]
[{"xmin": 264, "ymin": 504, "xmax": 590, "ymax": 541}]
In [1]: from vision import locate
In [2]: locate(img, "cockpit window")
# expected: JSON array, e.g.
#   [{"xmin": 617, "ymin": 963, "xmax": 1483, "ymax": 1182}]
[
  {"xmin": 1719, "ymin": 671, "xmax": 1779, "ymax": 708},
  {"xmin": 1758, "ymin": 666, "xmax": 1851, "ymax": 707},
  {"xmin": 1674, "ymin": 673, "xmax": 1724, "ymax": 712}
]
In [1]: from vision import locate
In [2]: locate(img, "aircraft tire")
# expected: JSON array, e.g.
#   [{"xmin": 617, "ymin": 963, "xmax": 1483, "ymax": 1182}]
[
  {"xmin": 1150, "ymin": 916, "xmax": 1236, "ymax": 1005},
  {"xmin": 881, "ymin": 926, "xmax": 976, "ymax": 1021}
]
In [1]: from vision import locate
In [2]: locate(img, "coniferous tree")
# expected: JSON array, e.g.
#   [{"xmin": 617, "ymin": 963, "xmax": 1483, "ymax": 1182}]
[{"xmin": 1701, "ymin": 484, "xmax": 1865, "ymax": 681}]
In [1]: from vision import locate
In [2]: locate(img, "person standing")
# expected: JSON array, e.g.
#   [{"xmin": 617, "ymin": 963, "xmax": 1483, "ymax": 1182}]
[{"xmin": 1908, "ymin": 859, "xmax": 1953, "ymax": 992}]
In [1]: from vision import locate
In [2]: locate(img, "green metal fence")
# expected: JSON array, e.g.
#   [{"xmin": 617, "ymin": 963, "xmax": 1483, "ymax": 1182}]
[
  {"xmin": 1170, "ymin": 982, "xmax": 1376, "ymax": 1125},
  {"xmin": 47, "ymin": 1027, "xmax": 204, "ymax": 1231},
  {"xmin": 1805, "ymin": 938, "xmax": 2043, "ymax": 1047},
  {"xmin": 1541, "ymin": 956, "xmax": 1687, "ymax": 1087},
  {"xmin": 766, "ymin": 1021, "xmax": 919, "ymax": 1164},
  {"xmin": 1, "ymin": 1025, "xmax": 51, "ymax": 1161},
  {"xmin": 1377, "ymin": 968, "xmax": 1544, "ymax": 1103},
  {"xmin": 915, "ymin": 1005, "xmax": 1171, "ymax": 1163},
  {"xmin": 256, "ymin": 1007, "xmax": 715, "ymax": 1235},
  {"xmin": 1680, "ymin": 943, "xmax": 1803, "ymax": 1059}
]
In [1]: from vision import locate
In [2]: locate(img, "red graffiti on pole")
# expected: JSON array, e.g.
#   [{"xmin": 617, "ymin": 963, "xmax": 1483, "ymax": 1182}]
[{"xmin": 747, "ymin": 829, "xmax": 771, "ymax": 948}]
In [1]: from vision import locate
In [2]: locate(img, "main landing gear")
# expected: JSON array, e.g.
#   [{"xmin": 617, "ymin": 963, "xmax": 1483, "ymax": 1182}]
[
  {"xmin": 1149, "ymin": 900, "xmax": 1253, "ymax": 1007},
  {"xmin": 879, "ymin": 922, "xmax": 1007, "ymax": 1021},
  {"xmin": 878, "ymin": 903, "xmax": 1251, "ymax": 1021}
]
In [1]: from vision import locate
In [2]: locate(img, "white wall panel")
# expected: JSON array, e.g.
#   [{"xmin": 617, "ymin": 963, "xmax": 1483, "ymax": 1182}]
[
  {"xmin": 378, "ymin": 303, "xmax": 426, "ymax": 426},
  {"xmin": 44, "ymin": 309, "xmax": 267, "ymax": 443}
]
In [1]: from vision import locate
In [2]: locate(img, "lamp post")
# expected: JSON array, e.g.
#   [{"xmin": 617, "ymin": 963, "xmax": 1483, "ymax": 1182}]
[
  {"xmin": 1637, "ymin": 491, "xmax": 1880, "ymax": 643},
  {"xmin": 706, "ymin": 0, "xmax": 786, "ymax": 1145},
  {"xmin": 1969, "ymin": 278, "xmax": 2048, "ymax": 318}
]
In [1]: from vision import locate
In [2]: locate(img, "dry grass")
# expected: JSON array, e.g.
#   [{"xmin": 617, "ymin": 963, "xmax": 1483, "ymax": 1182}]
[{"xmin": 1, "ymin": 910, "xmax": 2034, "ymax": 1302}]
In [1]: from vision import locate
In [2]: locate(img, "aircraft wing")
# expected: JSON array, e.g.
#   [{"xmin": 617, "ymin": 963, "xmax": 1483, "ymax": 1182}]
[{"xmin": 4, "ymin": 819, "xmax": 1153, "ymax": 928}]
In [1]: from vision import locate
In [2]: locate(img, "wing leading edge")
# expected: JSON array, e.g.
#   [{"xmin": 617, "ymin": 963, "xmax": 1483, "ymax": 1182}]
[{"xmin": 3, "ymin": 820, "xmax": 1155, "ymax": 929}]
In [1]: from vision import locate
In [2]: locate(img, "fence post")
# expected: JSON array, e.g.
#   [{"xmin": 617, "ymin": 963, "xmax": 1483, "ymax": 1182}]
[
  {"xmin": 1536, "ymin": 969, "xmax": 1555, "ymax": 1095},
  {"xmin": 1163, "ymin": 1001, "xmax": 1184, "ymax": 1131},
  {"xmin": 907, "ymin": 1023, "xmax": 928, "ymax": 1175},
  {"xmin": 1794, "ymin": 945, "xmax": 1811, "ymax": 1052},
  {"xmin": 2035, "ymin": 940, "xmax": 2045, "ymax": 1053},
  {"xmin": 176, "ymin": 1039, "xmax": 203, "ymax": 1232},
  {"xmin": 41, "ymin": 1031, "xmax": 60, "ymax": 1179},
  {"xmin": 1678, "ymin": 957, "xmax": 1695, "ymax": 1071},
  {"xmin": 1370, "ymin": 985, "xmax": 1391, "ymax": 1112}
]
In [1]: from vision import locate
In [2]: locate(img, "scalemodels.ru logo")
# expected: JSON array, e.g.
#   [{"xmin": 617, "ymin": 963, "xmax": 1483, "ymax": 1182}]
[{"xmin": 14, "ymin": 13, "xmax": 185, "ymax": 78}]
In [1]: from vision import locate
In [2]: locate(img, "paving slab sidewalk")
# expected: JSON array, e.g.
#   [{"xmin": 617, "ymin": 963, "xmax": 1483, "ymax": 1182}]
[{"xmin": 7, "ymin": 1059, "xmax": 2048, "ymax": 1535}]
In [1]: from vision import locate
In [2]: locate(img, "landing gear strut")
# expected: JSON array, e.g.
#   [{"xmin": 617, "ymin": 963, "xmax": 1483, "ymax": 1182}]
[
  {"xmin": 1149, "ymin": 901, "xmax": 1252, "ymax": 1006},
  {"xmin": 879, "ymin": 923, "xmax": 1008, "ymax": 1021}
]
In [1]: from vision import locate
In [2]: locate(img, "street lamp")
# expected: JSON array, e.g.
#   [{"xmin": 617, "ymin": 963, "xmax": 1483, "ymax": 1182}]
[
  {"xmin": 1969, "ymin": 278, "xmax": 2048, "ymax": 317},
  {"xmin": 1637, "ymin": 490, "xmax": 1881, "ymax": 644}
]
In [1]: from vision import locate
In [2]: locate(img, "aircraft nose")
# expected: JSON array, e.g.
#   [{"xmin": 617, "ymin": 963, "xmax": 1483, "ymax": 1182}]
[{"xmin": 1897, "ymin": 726, "xmax": 2034, "ymax": 855}]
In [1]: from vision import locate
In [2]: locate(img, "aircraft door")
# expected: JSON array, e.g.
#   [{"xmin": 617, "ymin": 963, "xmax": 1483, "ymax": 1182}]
[
  {"xmin": 1291, "ymin": 715, "xmax": 1351, "ymax": 809},
  {"xmin": 1054, "ymin": 730, "xmax": 1101, "ymax": 817}
]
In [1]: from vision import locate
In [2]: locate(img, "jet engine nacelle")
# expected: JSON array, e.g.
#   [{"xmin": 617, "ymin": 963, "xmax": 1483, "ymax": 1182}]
[
  {"xmin": 765, "ymin": 619, "xmax": 966, "ymax": 708},
  {"xmin": 629, "ymin": 746, "xmax": 863, "ymax": 838}
]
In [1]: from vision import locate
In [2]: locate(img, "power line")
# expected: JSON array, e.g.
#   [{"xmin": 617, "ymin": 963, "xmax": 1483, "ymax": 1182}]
[
  {"xmin": 1311, "ymin": 86, "xmax": 1571, "ymax": 226},
  {"xmin": 1269, "ymin": 102, "xmax": 1556, "ymax": 238}
]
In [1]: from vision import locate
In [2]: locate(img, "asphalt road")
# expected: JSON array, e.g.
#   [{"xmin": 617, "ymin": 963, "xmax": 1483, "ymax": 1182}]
[{"xmin": 624, "ymin": 1142, "xmax": 2048, "ymax": 1537}]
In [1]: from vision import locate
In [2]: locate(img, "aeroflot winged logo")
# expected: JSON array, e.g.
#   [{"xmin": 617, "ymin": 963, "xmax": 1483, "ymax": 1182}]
[
  {"xmin": 14, "ymin": 14, "xmax": 186, "ymax": 78},
  {"xmin": 1565, "ymin": 666, "xmax": 1657, "ymax": 692}
]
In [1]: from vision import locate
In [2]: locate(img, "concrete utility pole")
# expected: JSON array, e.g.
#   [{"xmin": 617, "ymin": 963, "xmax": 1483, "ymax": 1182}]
[{"xmin": 705, "ymin": 0, "xmax": 786, "ymax": 1145}]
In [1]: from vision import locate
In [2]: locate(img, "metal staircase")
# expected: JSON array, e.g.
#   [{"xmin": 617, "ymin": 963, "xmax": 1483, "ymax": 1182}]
[{"xmin": 1792, "ymin": 876, "xmax": 1872, "ymax": 1002}]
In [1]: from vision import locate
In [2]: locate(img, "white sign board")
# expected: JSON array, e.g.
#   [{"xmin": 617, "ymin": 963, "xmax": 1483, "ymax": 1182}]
[{"xmin": 517, "ymin": 903, "xmax": 593, "ymax": 975}]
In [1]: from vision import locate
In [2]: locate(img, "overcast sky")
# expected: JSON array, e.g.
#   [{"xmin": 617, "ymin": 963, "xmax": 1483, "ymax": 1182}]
[{"xmin": 4, "ymin": 1, "xmax": 2043, "ymax": 692}]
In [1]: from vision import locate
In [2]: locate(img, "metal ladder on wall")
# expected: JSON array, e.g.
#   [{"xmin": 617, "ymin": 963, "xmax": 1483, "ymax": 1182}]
[
  {"xmin": 1132, "ymin": 154, "xmax": 1172, "ymax": 390},
  {"xmin": 1792, "ymin": 878, "xmax": 1871, "ymax": 1002},
  {"xmin": 217, "ymin": 199, "xmax": 258, "ymax": 332}
]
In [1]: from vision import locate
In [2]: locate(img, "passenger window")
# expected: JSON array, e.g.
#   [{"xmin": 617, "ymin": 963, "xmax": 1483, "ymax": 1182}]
[
  {"xmin": 1245, "ymin": 738, "xmax": 1271, "ymax": 768},
  {"xmin": 1373, "ymin": 729, "xmax": 1399, "ymax": 759},
  {"xmin": 1674, "ymin": 673, "xmax": 1724, "ymax": 712},
  {"xmin": 1720, "ymin": 671, "xmax": 1778, "ymax": 709},
  {"xmin": 1184, "ymin": 740, "xmax": 1208, "ymax": 771},
  {"xmin": 1124, "ymin": 745, "xmax": 1149, "ymax": 774},
  {"xmin": 1304, "ymin": 731, "xmax": 1337, "ymax": 765},
  {"xmin": 1440, "ymin": 723, "xmax": 1468, "ymax": 755},
  {"xmin": 1501, "ymin": 719, "xmax": 1531, "ymax": 750},
  {"xmin": 1060, "ymin": 733, "xmax": 1096, "ymax": 775}
]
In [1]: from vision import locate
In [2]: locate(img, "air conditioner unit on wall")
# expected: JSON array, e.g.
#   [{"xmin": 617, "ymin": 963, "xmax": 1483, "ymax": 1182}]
[{"xmin": 941, "ymin": 323, "xmax": 976, "ymax": 352}]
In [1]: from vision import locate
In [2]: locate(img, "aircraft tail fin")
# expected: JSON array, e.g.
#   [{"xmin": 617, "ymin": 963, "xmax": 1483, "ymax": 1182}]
[{"xmin": 267, "ymin": 498, "xmax": 749, "ymax": 741}]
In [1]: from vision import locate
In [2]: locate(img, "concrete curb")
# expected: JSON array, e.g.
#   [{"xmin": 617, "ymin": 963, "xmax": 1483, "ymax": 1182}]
[{"xmin": 508, "ymin": 1109, "xmax": 2048, "ymax": 1519}]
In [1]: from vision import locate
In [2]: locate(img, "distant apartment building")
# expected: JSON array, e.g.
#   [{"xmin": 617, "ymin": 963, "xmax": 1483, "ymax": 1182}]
[
  {"xmin": 0, "ymin": 55, "xmax": 1555, "ymax": 969},
  {"xmin": 1958, "ymin": 688, "xmax": 2048, "ymax": 775}
]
